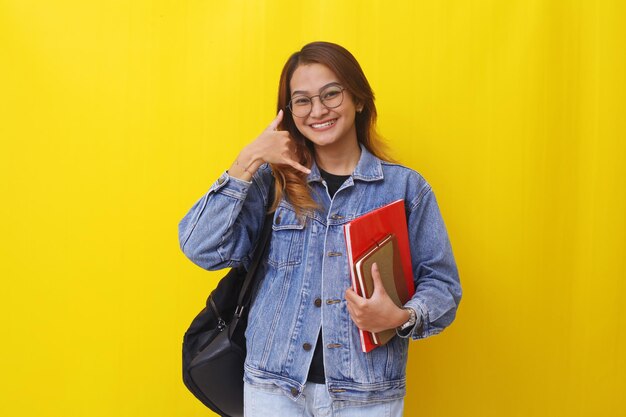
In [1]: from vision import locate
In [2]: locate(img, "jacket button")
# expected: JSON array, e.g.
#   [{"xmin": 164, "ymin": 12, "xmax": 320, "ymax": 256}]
[
  {"xmin": 303, "ymin": 342, "xmax": 312, "ymax": 351},
  {"xmin": 314, "ymin": 298, "xmax": 322, "ymax": 307},
  {"xmin": 290, "ymin": 387, "xmax": 299, "ymax": 396},
  {"xmin": 217, "ymin": 177, "xmax": 225, "ymax": 185},
  {"xmin": 275, "ymin": 215, "xmax": 281, "ymax": 225}
]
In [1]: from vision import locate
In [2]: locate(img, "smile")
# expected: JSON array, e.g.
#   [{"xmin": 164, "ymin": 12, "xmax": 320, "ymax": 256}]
[{"xmin": 310, "ymin": 119, "xmax": 337, "ymax": 129}]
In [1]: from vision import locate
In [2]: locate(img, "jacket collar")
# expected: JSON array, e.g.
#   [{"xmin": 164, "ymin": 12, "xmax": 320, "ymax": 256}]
[{"xmin": 307, "ymin": 144, "xmax": 384, "ymax": 184}]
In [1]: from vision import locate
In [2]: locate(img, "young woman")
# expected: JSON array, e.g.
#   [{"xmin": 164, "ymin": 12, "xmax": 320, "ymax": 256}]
[{"xmin": 179, "ymin": 41, "xmax": 462, "ymax": 417}]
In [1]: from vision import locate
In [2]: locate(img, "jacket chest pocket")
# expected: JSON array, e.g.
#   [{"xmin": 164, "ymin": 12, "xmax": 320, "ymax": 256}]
[{"xmin": 268, "ymin": 206, "xmax": 306, "ymax": 268}]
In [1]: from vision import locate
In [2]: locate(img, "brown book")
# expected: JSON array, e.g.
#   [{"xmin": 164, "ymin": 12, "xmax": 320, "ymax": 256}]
[{"xmin": 354, "ymin": 234, "xmax": 410, "ymax": 346}]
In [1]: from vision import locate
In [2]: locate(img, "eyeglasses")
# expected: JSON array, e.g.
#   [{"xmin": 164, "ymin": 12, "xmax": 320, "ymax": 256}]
[{"xmin": 287, "ymin": 85, "xmax": 346, "ymax": 118}]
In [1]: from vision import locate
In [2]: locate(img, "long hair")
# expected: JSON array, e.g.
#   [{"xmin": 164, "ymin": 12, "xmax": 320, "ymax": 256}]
[{"xmin": 271, "ymin": 41, "xmax": 391, "ymax": 215}]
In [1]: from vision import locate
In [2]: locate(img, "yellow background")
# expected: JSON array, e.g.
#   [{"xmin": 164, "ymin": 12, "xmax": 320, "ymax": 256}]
[{"xmin": 2, "ymin": 1, "xmax": 625, "ymax": 416}]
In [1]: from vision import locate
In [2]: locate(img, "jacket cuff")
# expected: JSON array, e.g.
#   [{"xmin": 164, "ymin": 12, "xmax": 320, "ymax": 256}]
[
  {"xmin": 209, "ymin": 171, "xmax": 253, "ymax": 200},
  {"xmin": 396, "ymin": 307, "xmax": 420, "ymax": 339},
  {"xmin": 397, "ymin": 298, "xmax": 441, "ymax": 340}
]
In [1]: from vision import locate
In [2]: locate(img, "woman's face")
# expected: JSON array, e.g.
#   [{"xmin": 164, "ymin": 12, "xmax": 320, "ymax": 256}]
[{"xmin": 289, "ymin": 63, "xmax": 360, "ymax": 150}]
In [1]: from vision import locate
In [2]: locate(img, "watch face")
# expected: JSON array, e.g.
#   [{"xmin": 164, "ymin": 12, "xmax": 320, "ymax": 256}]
[{"xmin": 398, "ymin": 308, "xmax": 415, "ymax": 330}]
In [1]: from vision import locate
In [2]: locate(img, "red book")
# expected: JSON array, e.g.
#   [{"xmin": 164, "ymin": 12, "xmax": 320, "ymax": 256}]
[{"xmin": 344, "ymin": 199, "xmax": 415, "ymax": 352}]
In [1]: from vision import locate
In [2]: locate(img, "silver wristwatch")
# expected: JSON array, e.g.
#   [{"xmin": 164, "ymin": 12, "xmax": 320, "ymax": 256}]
[{"xmin": 399, "ymin": 307, "xmax": 417, "ymax": 331}]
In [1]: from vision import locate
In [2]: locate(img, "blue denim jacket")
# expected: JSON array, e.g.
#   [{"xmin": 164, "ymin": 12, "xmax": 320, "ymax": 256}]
[{"xmin": 179, "ymin": 146, "xmax": 461, "ymax": 403}]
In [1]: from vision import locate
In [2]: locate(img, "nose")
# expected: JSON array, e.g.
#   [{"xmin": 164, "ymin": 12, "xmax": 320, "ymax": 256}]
[{"xmin": 309, "ymin": 96, "xmax": 328, "ymax": 118}]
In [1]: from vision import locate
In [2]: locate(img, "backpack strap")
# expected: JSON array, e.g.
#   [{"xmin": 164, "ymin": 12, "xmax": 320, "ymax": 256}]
[{"xmin": 234, "ymin": 178, "xmax": 275, "ymax": 320}]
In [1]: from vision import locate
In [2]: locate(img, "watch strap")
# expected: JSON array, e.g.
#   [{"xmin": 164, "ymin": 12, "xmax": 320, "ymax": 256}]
[{"xmin": 399, "ymin": 307, "xmax": 417, "ymax": 331}]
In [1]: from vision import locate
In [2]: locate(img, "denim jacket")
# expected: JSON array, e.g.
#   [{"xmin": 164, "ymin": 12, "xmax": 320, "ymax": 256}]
[{"xmin": 179, "ymin": 145, "xmax": 462, "ymax": 403}]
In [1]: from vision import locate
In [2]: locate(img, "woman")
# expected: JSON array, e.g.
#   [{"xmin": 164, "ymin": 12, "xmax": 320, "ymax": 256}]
[{"xmin": 179, "ymin": 41, "xmax": 461, "ymax": 416}]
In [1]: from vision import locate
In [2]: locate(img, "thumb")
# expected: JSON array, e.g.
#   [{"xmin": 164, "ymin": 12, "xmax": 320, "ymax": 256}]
[
  {"xmin": 371, "ymin": 262, "xmax": 387, "ymax": 297},
  {"xmin": 267, "ymin": 109, "xmax": 283, "ymax": 131}
]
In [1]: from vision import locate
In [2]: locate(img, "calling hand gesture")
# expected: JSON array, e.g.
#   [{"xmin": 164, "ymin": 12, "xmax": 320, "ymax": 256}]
[{"xmin": 230, "ymin": 110, "xmax": 311, "ymax": 180}]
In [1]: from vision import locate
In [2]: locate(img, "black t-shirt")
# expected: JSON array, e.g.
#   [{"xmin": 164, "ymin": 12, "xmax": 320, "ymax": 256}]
[{"xmin": 307, "ymin": 167, "xmax": 350, "ymax": 384}]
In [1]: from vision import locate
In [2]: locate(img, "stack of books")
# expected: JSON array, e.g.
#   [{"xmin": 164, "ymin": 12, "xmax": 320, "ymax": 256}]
[{"xmin": 344, "ymin": 199, "xmax": 415, "ymax": 352}]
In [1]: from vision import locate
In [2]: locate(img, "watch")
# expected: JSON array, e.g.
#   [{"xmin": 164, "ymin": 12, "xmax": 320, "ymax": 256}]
[{"xmin": 399, "ymin": 307, "xmax": 417, "ymax": 331}]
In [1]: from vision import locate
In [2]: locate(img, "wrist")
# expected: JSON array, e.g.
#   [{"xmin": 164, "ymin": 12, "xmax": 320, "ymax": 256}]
[
  {"xmin": 398, "ymin": 307, "xmax": 417, "ymax": 331},
  {"xmin": 393, "ymin": 306, "xmax": 411, "ymax": 328},
  {"xmin": 229, "ymin": 150, "xmax": 260, "ymax": 181},
  {"xmin": 237, "ymin": 148, "xmax": 255, "ymax": 167}
]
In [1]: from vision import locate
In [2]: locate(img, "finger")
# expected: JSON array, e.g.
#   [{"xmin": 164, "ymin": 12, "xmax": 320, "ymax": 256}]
[
  {"xmin": 285, "ymin": 159, "xmax": 312, "ymax": 175},
  {"xmin": 371, "ymin": 262, "xmax": 387, "ymax": 296},
  {"xmin": 345, "ymin": 287, "xmax": 358, "ymax": 303},
  {"xmin": 267, "ymin": 109, "xmax": 284, "ymax": 131},
  {"xmin": 345, "ymin": 288, "xmax": 366, "ymax": 309},
  {"xmin": 346, "ymin": 286, "xmax": 367, "ymax": 301}
]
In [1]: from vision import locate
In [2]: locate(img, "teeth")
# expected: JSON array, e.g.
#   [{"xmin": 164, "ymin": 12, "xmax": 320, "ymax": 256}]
[{"xmin": 312, "ymin": 119, "xmax": 336, "ymax": 128}]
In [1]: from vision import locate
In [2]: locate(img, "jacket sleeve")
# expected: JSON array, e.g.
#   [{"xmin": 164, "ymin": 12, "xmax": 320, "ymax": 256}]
[
  {"xmin": 402, "ymin": 185, "xmax": 462, "ymax": 340},
  {"xmin": 178, "ymin": 166, "xmax": 272, "ymax": 271}
]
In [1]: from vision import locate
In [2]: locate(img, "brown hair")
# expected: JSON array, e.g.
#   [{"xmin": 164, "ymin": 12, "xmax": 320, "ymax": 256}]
[{"xmin": 271, "ymin": 41, "xmax": 392, "ymax": 215}]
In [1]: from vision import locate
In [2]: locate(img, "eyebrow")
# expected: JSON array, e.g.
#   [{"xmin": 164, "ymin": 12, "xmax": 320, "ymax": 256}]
[{"xmin": 291, "ymin": 82, "xmax": 342, "ymax": 97}]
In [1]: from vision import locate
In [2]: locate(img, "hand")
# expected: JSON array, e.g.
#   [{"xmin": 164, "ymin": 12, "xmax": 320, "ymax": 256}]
[
  {"xmin": 238, "ymin": 110, "xmax": 311, "ymax": 176},
  {"xmin": 345, "ymin": 262, "xmax": 409, "ymax": 334}
]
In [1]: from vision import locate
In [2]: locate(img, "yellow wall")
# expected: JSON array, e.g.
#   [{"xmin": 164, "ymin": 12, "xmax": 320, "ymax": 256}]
[{"xmin": 2, "ymin": 1, "xmax": 625, "ymax": 416}]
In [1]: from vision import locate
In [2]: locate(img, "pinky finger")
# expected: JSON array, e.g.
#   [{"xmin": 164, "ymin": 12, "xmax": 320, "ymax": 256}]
[{"xmin": 285, "ymin": 159, "xmax": 312, "ymax": 175}]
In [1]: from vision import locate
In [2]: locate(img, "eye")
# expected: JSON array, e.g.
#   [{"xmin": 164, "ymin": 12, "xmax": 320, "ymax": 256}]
[
  {"xmin": 292, "ymin": 96, "xmax": 310, "ymax": 106},
  {"xmin": 322, "ymin": 90, "xmax": 340, "ymax": 100}
]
